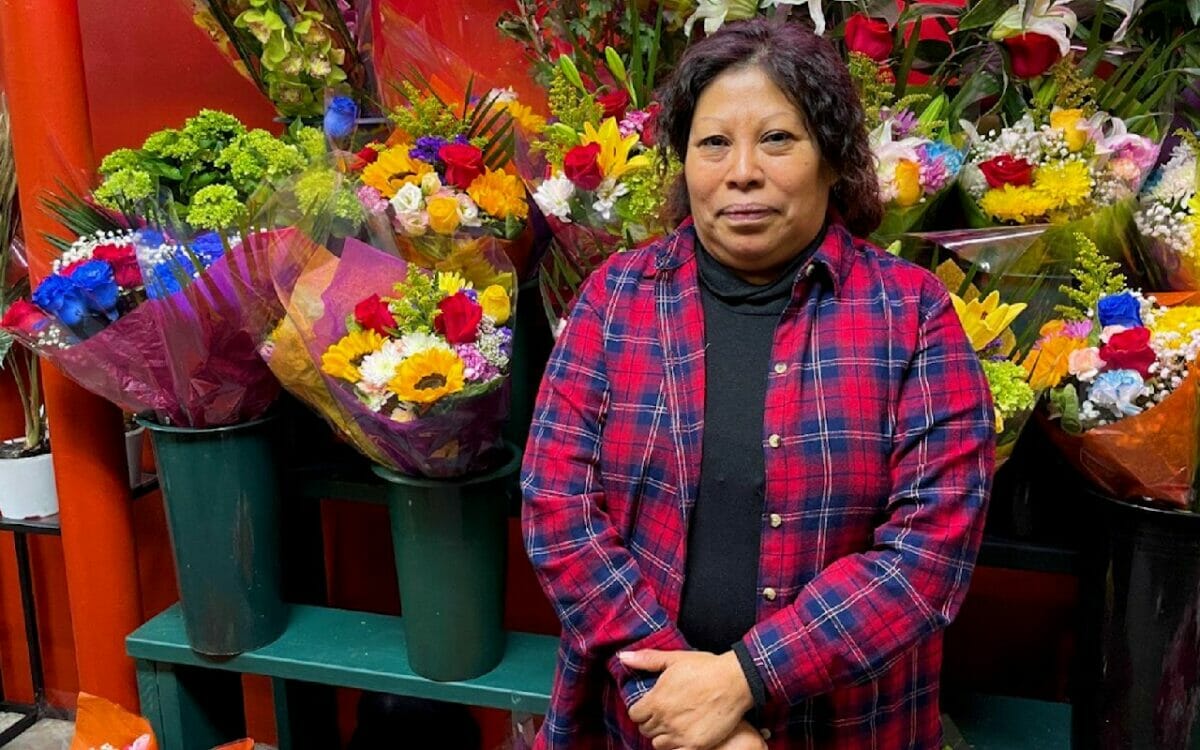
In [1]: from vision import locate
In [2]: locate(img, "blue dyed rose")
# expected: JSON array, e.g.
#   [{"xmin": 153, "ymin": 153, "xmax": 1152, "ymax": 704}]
[
  {"xmin": 924, "ymin": 141, "xmax": 965, "ymax": 177},
  {"xmin": 1097, "ymin": 291, "xmax": 1143, "ymax": 329},
  {"xmin": 1088, "ymin": 369, "xmax": 1145, "ymax": 417},
  {"xmin": 189, "ymin": 232, "xmax": 225, "ymax": 267},
  {"xmin": 32, "ymin": 274, "xmax": 88, "ymax": 326},
  {"xmin": 68, "ymin": 260, "xmax": 119, "ymax": 319},
  {"xmin": 324, "ymin": 95, "xmax": 359, "ymax": 140}
]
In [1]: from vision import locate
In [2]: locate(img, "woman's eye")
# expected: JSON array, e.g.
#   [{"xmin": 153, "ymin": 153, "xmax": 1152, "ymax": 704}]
[
  {"xmin": 698, "ymin": 136, "xmax": 728, "ymax": 147},
  {"xmin": 763, "ymin": 131, "xmax": 793, "ymax": 144}
]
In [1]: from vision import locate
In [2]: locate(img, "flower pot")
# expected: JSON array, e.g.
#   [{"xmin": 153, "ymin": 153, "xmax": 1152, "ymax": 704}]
[
  {"xmin": 0, "ymin": 440, "xmax": 59, "ymax": 519},
  {"xmin": 124, "ymin": 426, "xmax": 145, "ymax": 487},
  {"xmin": 139, "ymin": 416, "xmax": 289, "ymax": 656},
  {"xmin": 372, "ymin": 445, "xmax": 521, "ymax": 682},
  {"xmin": 1074, "ymin": 492, "xmax": 1200, "ymax": 749}
]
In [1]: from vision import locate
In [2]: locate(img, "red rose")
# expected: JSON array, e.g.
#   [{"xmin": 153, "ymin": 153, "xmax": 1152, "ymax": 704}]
[
  {"xmin": 640, "ymin": 102, "xmax": 661, "ymax": 147},
  {"xmin": 92, "ymin": 242, "xmax": 143, "ymax": 288},
  {"xmin": 354, "ymin": 293, "xmax": 397, "ymax": 336},
  {"xmin": 438, "ymin": 143, "xmax": 485, "ymax": 190},
  {"xmin": 597, "ymin": 89, "xmax": 631, "ymax": 121},
  {"xmin": 353, "ymin": 146, "xmax": 381, "ymax": 170},
  {"xmin": 845, "ymin": 14, "xmax": 893, "ymax": 62},
  {"xmin": 0, "ymin": 299, "xmax": 46, "ymax": 334},
  {"xmin": 563, "ymin": 143, "xmax": 605, "ymax": 191},
  {"xmin": 434, "ymin": 291, "xmax": 483, "ymax": 344},
  {"xmin": 1100, "ymin": 327, "xmax": 1157, "ymax": 379},
  {"xmin": 59, "ymin": 259, "xmax": 88, "ymax": 277},
  {"xmin": 978, "ymin": 154, "xmax": 1035, "ymax": 188},
  {"xmin": 1002, "ymin": 32, "xmax": 1063, "ymax": 79}
]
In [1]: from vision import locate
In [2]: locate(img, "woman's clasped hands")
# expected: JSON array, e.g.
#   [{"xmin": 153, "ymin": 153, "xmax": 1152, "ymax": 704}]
[{"xmin": 620, "ymin": 649, "xmax": 766, "ymax": 750}]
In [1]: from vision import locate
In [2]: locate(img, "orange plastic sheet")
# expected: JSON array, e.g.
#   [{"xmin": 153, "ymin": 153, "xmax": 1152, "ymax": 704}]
[
  {"xmin": 69, "ymin": 693, "xmax": 156, "ymax": 750},
  {"xmin": 1042, "ymin": 367, "xmax": 1200, "ymax": 509}
]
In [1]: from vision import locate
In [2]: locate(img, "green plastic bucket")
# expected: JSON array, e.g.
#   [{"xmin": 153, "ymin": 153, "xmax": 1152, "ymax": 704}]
[
  {"xmin": 372, "ymin": 446, "xmax": 521, "ymax": 681},
  {"xmin": 139, "ymin": 416, "xmax": 289, "ymax": 656}
]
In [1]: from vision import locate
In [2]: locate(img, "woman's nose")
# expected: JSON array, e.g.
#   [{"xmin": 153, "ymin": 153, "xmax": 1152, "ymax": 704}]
[{"xmin": 725, "ymin": 143, "xmax": 764, "ymax": 189}]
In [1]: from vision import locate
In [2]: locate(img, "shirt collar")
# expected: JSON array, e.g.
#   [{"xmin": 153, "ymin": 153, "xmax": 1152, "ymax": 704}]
[{"xmin": 653, "ymin": 215, "xmax": 855, "ymax": 296}]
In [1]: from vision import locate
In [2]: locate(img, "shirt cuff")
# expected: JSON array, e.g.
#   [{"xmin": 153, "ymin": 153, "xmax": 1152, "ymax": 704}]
[
  {"xmin": 605, "ymin": 625, "xmax": 691, "ymax": 710},
  {"xmin": 732, "ymin": 640, "xmax": 767, "ymax": 710}
]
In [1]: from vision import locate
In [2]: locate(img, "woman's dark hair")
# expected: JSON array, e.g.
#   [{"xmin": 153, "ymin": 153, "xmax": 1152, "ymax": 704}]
[{"xmin": 656, "ymin": 17, "xmax": 883, "ymax": 237}]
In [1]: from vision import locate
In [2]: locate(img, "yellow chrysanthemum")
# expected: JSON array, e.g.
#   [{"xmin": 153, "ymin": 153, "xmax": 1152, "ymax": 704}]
[
  {"xmin": 1050, "ymin": 108, "xmax": 1088, "ymax": 152},
  {"xmin": 437, "ymin": 271, "xmax": 469, "ymax": 295},
  {"xmin": 951, "ymin": 291, "xmax": 1028, "ymax": 352},
  {"xmin": 979, "ymin": 184, "xmax": 1057, "ymax": 224},
  {"xmin": 389, "ymin": 347, "xmax": 466, "ymax": 405},
  {"xmin": 360, "ymin": 146, "xmax": 433, "ymax": 198},
  {"xmin": 321, "ymin": 328, "xmax": 385, "ymax": 383},
  {"xmin": 467, "ymin": 168, "xmax": 530, "ymax": 221},
  {"xmin": 506, "ymin": 100, "xmax": 547, "ymax": 134},
  {"xmin": 1022, "ymin": 334, "xmax": 1088, "ymax": 390},
  {"xmin": 580, "ymin": 117, "xmax": 651, "ymax": 181},
  {"xmin": 1033, "ymin": 160, "xmax": 1092, "ymax": 212},
  {"xmin": 894, "ymin": 159, "xmax": 922, "ymax": 208},
  {"xmin": 1151, "ymin": 305, "xmax": 1200, "ymax": 338}
]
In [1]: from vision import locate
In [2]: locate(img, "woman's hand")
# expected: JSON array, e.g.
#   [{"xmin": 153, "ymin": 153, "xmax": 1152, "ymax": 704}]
[
  {"xmin": 712, "ymin": 720, "xmax": 769, "ymax": 750},
  {"xmin": 622, "ymin": 650, "xmax": 754, "ymax": 750}
]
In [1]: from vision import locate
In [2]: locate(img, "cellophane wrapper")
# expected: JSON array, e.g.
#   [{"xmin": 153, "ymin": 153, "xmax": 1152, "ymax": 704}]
[
  {"xmin": 1138, "ymin": 235, "xmax": 1200, "ymax": 292},
  {"xmin": 251, "ymin": 226, "xmax": 515, "ymax": 478},
  {"xmin": 70, "ymin": 692, "xmax": 157, "ymax": 750},
  {"xmin": 8, "ymin": 233, "xmax": 284, "ymax": 428},
  {"xmin": 1040, "ymin": 366, "xmax": 1200, "ymax": 509}
]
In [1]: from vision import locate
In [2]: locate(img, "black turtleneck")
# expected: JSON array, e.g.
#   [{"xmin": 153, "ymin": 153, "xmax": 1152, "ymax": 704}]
[{"xmin": 677, "ymin": 227, "xmax": 825, "ymax": 709}]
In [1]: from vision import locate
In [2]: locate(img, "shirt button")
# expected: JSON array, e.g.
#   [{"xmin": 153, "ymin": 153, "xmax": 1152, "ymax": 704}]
[
  {"xmin": 773, "ymin": 362, "xmax": 787, "ymax": 374},
  {"xmin": 763, "ymin": 587, "xmax": 777, "ymax": 601},
  {"xmin": 760, "ymin": 728, "xmax": 772, "ymax": 740},
  {"xmin": 769, "ymin": 513, "xmax": 783, "ymax": 528},
  {"xmin": 804, "ymin": 265, "xmax": 815, "ymax": 277},
  {"xmin": 767, "ymin": 434, "xmax": 781, "ymax": 448}
]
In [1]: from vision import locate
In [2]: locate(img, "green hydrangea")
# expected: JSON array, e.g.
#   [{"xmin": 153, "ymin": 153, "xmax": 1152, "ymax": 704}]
[
  {"xmin": 291, "ymin": 126, "xmax": 326, "ymax": 162},
  {"xmin": 94, "ymin": 168, "xmax": 155, "ymax": 209},
  {"xmin": 186, "ymin": 184, "xmax": 244, "ymax": 230},
  {"xmin": 294, "ymin": 168, "xmax": 363, "ymax": 227},
  {"xmin": 620, "ymin": 150, "xmax": 679, "ymax": 230},
  {"xmin": 181, "ymin": 110, "xmax": 247, "ymax": 150},
  {"xmin": 216, "ymin": 129, "xmax": 308, "ymax": 195},
  {"xmin": 981, "ymin": 360, "xmax": 1037, "ymax": 419},
  {"xmin": 142, "ymin": 129, "xmax": 200, "ymax": 161},
  {"xmin": 98, "ymin": 148, "xmax": 143, "ymax": 176}
]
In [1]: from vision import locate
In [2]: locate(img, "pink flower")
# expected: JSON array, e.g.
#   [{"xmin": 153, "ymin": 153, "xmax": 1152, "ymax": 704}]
[
  {"xmin": 357, "ymin": 185, "xmax": 388, "ymax": 214},
  {"xmin": 1110, "ymin": 157, "xmax": 1141, "ymax": 184},
  {"xmin": 1068, "ymin": 347, "xmax": 1105, "ymax": 378},
  {"xmin": 1100, "ymin": 324, "xmax": 1129, "ymax": 343},
  {"xmin": 618, "ymin": 109, "xmax": 652, "ymax": 139}
]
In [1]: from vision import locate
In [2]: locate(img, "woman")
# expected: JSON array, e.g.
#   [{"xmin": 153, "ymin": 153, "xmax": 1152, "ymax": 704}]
[{"xmin": 521, "ymin": 18, "xmax": 994, "ymax": 750}]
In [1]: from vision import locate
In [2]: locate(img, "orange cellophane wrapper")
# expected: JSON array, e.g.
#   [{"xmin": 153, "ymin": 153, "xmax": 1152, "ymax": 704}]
[
  {"xmin": 70, "ymin": 693, "xmax": 157, "ymax": 750},
  {"xmin": 1041, "ymin": 366, "xmax": 1200, "ymax": 509},
  {"xmin": 212, "ymin": 741, "xmax": 255, "ymax": 750}
]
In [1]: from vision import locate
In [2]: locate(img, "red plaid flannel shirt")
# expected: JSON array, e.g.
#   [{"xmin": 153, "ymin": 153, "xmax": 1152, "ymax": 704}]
[{"xmin": 521, "ymin": 219, "xmax": 995, "ymax": 749}]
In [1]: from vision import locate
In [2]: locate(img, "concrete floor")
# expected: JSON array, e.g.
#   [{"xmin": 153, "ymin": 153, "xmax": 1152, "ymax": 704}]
[{"xmin": 0, "ymin": 712, "xmax": 74, "ymax": 749}]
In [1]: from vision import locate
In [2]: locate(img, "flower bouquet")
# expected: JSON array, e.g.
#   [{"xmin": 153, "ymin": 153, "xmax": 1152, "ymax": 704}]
[
  {"xmin": 519, "ymin": 55, "xmax": 677, "ymax": 328},
  {"xmin": 1024, "ymin": 234, "xmax": 1200, "ymax": 508},
  {"xmin": 1134, "ymin": 134, "xmax": 1200, "ymax": 291}
]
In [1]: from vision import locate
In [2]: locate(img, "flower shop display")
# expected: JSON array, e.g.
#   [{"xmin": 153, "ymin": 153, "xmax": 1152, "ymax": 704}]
[
  {"xmin": 1135, "ymin": 134, "xmax": 1200, "ymax": 291},
  {"xmin": 1024, "ymin": 234, "xmax": 1200, "ymax": 508}
]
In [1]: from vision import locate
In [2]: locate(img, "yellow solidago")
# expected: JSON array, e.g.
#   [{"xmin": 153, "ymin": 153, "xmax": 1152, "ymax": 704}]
[
  {"xmin": 389, "ymin": 347, "xmax": 466, "ymax": 404},
  {"xmin": 467, "ymin": 168, "xmax": 530, "ymax": 221},
  {"xmin": 1033, "ymin": 160, "xmax": 1092, "ymax": 212},
  {"xmin": 980, "ymin": 184, "xmax": 1057, "ymax": 224},
  {"xmin": 951, "ymin": 291, "xmax": 1028, "ymax": 352},
  {"xmin": 361, "ymin": 146, "xmax": 433, "ymax": 198},
  {"xmin": 321, "ymin": 328, "xmax": 385, "ymax": 383},
  {"xmin": 580, "ymin": 117, "xmax": 651, "ymax": 181},
  {"xmin": 506, "ymin": 100, "xmax": 546, "ymax": 135}
]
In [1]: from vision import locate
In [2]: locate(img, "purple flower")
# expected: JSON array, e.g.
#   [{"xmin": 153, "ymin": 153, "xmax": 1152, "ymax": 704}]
[
  {"xmin": 454, "ymin": 344, "xmax": 500, "ymax": 382},
  {"xmin": 409, "ymin": 134, "xmax": 469, "ymax": 165},
  {"xmin": 891, "ymin": 110, "xmax": 918, "ymax": 138},
  {"xmin": 619, "ymin": 110, "xmax": 652, "ymax": 139},
  {"xmin": 1063, "ymin": 320, "xmax": 1095, "ymax": 339}
]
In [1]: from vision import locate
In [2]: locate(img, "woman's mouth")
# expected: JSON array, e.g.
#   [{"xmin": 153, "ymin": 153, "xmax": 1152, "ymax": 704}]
[{"xmin": 719, "ymin": 204, "xmax": 775, "ymax": 223}]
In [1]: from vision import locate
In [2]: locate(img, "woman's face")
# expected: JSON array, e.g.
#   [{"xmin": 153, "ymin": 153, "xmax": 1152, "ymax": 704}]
[{"xmin": 684, "ymin": 65, "xmax": 834, "ymax": 284}]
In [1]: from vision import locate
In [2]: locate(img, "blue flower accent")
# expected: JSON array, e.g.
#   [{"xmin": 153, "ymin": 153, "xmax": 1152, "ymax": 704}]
[
  {"xmin": 324, "ymin": 95, "xmax": 359, "ymax": 141},
  {"xmin": 1097, "ymin": 291, "xmax": 1143, "ymax": 329},
  {"xmin": 137, "ymin": 228, "xmax": 165, "ymax": 248},
  {"xmin": 189, "ymin": 232, "xmax": 225, "ymax": 267},
  {"xmin": 69, "ymin": 260, "xmax": 120, "ymax": 319},
  {"xmin": 1089, "ymin": 369, "xmax": 1145, "ymax": 417},
  {"xmin": 32, "ymin": 274, "xmax": 88, "ymax": 326},
  {"xmin": 924, "ymin": 141, "xmax": 964, "ymax": 177}
]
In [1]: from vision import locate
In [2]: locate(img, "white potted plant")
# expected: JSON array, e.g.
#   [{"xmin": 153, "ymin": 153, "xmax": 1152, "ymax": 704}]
[{"xmin": 0, "ymin": 101, "xmax": 56, "ymax": 519}]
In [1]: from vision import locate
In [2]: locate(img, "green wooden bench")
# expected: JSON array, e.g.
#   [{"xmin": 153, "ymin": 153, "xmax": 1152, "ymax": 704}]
[{"xmin": 129, "ymin": 603, "xmax": 1069, "ymax": 750}]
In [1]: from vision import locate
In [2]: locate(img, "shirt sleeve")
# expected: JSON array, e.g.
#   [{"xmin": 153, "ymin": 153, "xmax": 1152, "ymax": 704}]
[
  {"xmin": 738, "ymin": 283, "xmax": 995, "ymax": 706},
  {"xmin": 521, "ymin": 270, "xmax": 690, "ymax": 711}
]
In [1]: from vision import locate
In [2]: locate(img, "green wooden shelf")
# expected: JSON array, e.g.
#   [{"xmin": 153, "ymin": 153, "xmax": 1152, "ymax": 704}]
[
  {"xmin": 128, "ymin": 603, "xmax": 557, "ymax": 715},
  {"xmin": 944, "ymin": 693, "xmax": 1070, "ymax": 750}
]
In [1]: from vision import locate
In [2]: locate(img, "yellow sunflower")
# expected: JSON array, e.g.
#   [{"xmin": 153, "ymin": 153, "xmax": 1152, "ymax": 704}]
[
  {"xmin": 467, "ymin": 168, "xmax": 530, "ymax": 221},
  {"xmin": 389, "ymin": 347, "xmax": 466, "ymax": 404},
  {"xmin": 361, "ymin": 146, "xmax": 434, "ymax": 198},
  {"xmin": 321, "ymin": 328, "xmax": 385, "ymax": 383},
  {"xmin": 506, "ymin": 100, "xmax": 547, "ymax": 134}
]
